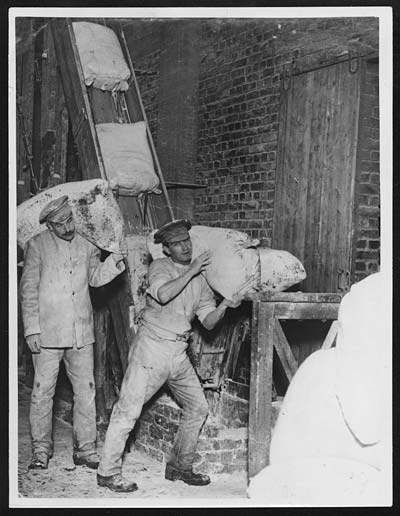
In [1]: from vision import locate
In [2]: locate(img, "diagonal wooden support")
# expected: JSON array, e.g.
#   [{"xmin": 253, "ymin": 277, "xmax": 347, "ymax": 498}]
[
  {"xmin": 273, "ymin": 319, "xmax": 298, "ymax": 382},
  {"xmin": 321, "ymin": 320, "xmax": 340, "ymax": 349}
]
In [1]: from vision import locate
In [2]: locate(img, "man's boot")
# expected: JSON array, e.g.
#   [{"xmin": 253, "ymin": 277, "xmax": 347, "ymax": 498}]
[
  {"xmin": 165, "ymin": 463, "xmax": 211, "ymax": 486},
  {"xmin": 97, "ymin": 473, "xmax": 139, "ymax": 493},
  {"xmin": 29, "ymin": 452, "xmax": 49, "ymax": 470},
  {"xmin": 73, "ymin": 451, "xmax": 100, "ymax": 469}
]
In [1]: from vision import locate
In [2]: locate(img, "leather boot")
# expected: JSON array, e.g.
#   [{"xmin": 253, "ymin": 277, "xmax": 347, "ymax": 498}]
[
  {"xmin": 97, "ymin": 473, "xmax": 139, "ymax": 493},
  {"xmin": 165, "ymin": 463, "xmax": 211, "ymax": 486},
  {"xmin": 29, "ymin": 452, "xmax": 49, "ymax": 470},
  {"xmin": 73, "ymin": 451, "xmax": 100, "ymax": 469}
]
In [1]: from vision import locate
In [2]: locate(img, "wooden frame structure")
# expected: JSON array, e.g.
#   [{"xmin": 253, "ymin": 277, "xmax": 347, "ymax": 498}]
[{"xmin": 248, "ymin": 292, "xmax": 343, "ymax": 478}]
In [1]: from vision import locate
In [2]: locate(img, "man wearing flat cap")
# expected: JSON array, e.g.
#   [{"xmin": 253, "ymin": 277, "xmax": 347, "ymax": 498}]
[
  {"xmin": 97, "ymin": 219, "xmax": 246, "ymax": 493},
  {"xmin": 20, "ymin": 195, "xmax": 127, "ymax": 471}
]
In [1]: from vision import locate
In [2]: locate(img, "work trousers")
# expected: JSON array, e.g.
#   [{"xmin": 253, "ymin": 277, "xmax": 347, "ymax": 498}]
[
  {"xmin": 30, "ymin": 344, "xmax": 96, "ymax": 458},
  {"xmin": 98, "ymin": 326, "xmax": 209, "ymax": 477}
]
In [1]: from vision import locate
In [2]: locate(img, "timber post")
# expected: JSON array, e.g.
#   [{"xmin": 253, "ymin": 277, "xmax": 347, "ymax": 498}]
[{"xmin": 247, "ymin": 292, "xmax": 343, "ymax": 480}]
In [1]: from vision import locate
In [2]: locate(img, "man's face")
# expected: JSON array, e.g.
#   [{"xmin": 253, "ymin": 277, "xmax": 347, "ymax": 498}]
[
  {"xmin": 164, "ymin": 237, "xmax": 193, "ymax": 265},
  {"xmin": 47, "ymin": 211, "xmax": 76, "ymax": 241}
]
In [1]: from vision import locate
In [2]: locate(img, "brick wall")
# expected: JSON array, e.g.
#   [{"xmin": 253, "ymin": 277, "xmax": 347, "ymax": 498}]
[
  {"xmin": 123, "ymin": 18, "xmax": 380, "ymax": 271},
  {"xmin": 124, "ymin": 21, "xmax": 161, "ymax": 146},
  {"xmin": 195, "ymin": 18, "xmax": 379, "ymax": 248},
  {"xmin": 131, "ymin": 390, "xmax": 282, "ymax": 474},
  {"xmin": 353, "ymin": 60, "xmax": 380, "ymax": 281}
]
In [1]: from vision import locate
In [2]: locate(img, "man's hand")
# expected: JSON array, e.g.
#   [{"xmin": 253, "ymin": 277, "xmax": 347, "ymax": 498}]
[
  {"xmin": 112, "ymin": 240, "xmax": 128, "ymax": 264},
  {"xmin": 26, "ymin": 333, "xmax": 41, "ymax": 354},
  {"xmin": 189, "ymin": 250, "xmax": 211, "ymax": 276},
  {"xmin": 221, "ymin": 277, "xmax": 255, "ymax": 309}
]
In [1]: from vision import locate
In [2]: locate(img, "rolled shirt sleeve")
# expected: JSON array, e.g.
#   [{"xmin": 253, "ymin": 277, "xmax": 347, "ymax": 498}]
[
  {"xmin": 146, "ymin": 260, "xmax": 172, "ymax": 302},
  {"xmin": 195, "ymin": 278, "xmax": 217, "ymax": 324}
]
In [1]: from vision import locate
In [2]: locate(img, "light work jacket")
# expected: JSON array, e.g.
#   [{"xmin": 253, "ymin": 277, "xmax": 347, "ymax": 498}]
[{"xmin": 20, "ymin": 229, "xmax": 125, "ymax": 348}]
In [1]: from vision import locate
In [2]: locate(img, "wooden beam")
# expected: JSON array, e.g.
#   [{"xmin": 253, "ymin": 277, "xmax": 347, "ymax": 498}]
[
  {"xmin": 272, "ymin": 302, "xmax": 340, "ymax": 320},
  {"xmin": 93, "ymin": 306, "xmax": 109, "ymax": 427},
  {"xmin": 273, "ymin": 320, "xmax": 298, "ymax": 382},
  {"xmin": 249, "ymin": 292, "xmax": 343, "ymax": 303},
  {"xmin": 16, "ymin": 18, "xmax": 35, "ymax": 204},
  {"xmin": 248, "ymin": 301, "xmax": 275, "ymax": 478},
  {"xmin": 321, "ymin": 320, "xmax": 340, "ymax": 349},
  {"xmin": 50, "ymin": 18, "xmax": 106, "ymax": 180}
]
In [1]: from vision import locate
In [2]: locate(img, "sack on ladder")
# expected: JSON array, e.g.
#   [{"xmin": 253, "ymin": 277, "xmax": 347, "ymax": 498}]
[
  {"xmin": 96, "ymin": 121, "xmax": 160, "ymax": 195},
  {"xmin": 147, "ymin": 225, "xmax": 306, "ymax": 300},
  {"xmin": 72, "ymin": 21, "xmax": 131, "ymax": 91},
  {"xmin": 17, "ymin": 179, "xmax": 125, "ymax": 254}
]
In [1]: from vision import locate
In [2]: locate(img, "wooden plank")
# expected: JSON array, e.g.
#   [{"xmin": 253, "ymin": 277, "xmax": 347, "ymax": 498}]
[
  {"xmin": 224, "ymin": 317, "xmax": 250, "ymax": 382},
  {"xmin": 16, "ymin": 18, "xmax": 35, "ymax": 204},
  {"xmin": 273, "ymin": 71, "xmax": 311, "ymax": 274},
  {"xmin": 330, "ymin": 60, "xmax": 361, "ymax": 292},
  {"xmin": 50, "ymin": 18, "xmax": 106, "ymax": 180},
  {"xmin": 273, "ymin": 59, "xmax": 361, "ymax": 292},
  {"xmin": 93, "ymin": 306, "xmax": 109, "ymax": 426},
  {"xmin": 273, "ymin": 320, "xmax": 298, "ymax": 381},
  {"xmin": 321, "ymin": 320, "xmax": 340, "ymax": 349},
  {"xmin": 248, "ymin": 301, "xmax": 275, "ymax": 478},
  {"xmin": 273, "ymin": 302, "xmax": 340, "ymax": 320},
  {"xmin": 248, "ymin": 292, "xmax": 343, "ymax": 303},
  {"xmin": 88, "ymin": 88, "xmax": 120, "ymax": 124},
  {"xmin": 302, "ymin": 67, "xmax": 326, "ymax": 292},
  {"xmin": 107, "ymin": 269, "xmax": 135, "ymax": 373}
]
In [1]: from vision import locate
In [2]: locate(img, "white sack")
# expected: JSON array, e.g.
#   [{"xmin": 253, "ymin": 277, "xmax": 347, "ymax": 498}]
[
  {"xmin": 17, "ymin": 179, "xmax": 125, "ymax": 253},
  {"xmin": 148, "ymin": 225, "xmax": 306, "ymax": 299},
  {"xmin": 148, "ymin": 225, "xmax": 261, "ymax": 300},
  {"xmin": 258, "ymin": 247, "xmax": 306, "ymax": 292},
  {"xmin": 96, "ymin": 122, "xmax": 160, "ymax": 195},
  {"xmin": 72, "ymin": 21, "xmax": 131, "ymax": 91},
  {"xmin": 335, "ymin": 272, "xmax": 387, "ymax": 446},
  {"xmin": 247, "ymin": 457, "xmax": 385, "ymax": 506},
  {"xmin": 126, "ymin": 234, "xmax": 150, "ymax": 326}
]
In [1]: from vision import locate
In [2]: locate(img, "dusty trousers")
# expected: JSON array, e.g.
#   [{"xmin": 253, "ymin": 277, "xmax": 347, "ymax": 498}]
[
  {"xmin": 30, "ymin": 344, "xmax": 96, "ymax": 458},
  {"xmin": 98, "ymin": 326, "xmax": 209, "ymax": 477}
]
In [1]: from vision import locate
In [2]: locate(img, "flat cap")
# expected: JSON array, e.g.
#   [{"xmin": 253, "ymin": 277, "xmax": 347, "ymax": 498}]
[
  {"xmin": 39, "ymin": 195, "xmax": 70, "ymax": 224},
  {"xmin": 154, "ymin": 219, "xmax": 192, "ymax": 245}
]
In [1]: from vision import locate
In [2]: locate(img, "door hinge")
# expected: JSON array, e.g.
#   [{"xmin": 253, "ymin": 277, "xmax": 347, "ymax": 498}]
[{"xmin": 337, "ymin": 269, "xmax": 351, "ymax": 292}]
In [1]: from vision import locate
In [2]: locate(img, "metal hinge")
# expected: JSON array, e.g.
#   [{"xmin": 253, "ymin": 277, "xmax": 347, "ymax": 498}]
[{"xmin": 337, "ymin": 269, "xmax": 351, "ymax": 292}]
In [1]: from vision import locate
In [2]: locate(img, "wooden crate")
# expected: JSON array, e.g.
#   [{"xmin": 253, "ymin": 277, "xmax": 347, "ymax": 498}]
[{"xmin": 248, "ymin": 292, "xmax": 343, "ymax": 478}]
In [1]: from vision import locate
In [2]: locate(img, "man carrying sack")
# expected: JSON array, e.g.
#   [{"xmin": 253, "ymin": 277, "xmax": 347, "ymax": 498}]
[
  {"xmin": 19, "ymin": 195, "xmax": 127, "ymax": 470},
  {"xmin": 97, "ymin": 219, "xmax": 246, "ymax": 493}
]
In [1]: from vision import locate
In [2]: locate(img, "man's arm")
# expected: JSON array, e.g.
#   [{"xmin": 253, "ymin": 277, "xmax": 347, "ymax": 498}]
[
  {"xmin": 88, "ymin": 240, "xmax": 127, "ymax": 287},
  {"xmin": 200, "ymin": 276, "xmax": 254, "ymax": 330},
  {"xmin": 156, "ymin": 251, "xmax": 211, "ymax": 304},
  {"xmin": 19, "ymin": 239, "xmax": 42, "ymax": 353},
  {"xmin": 201, "ymin": 297, "xmax": 241, "ymax": 331}
]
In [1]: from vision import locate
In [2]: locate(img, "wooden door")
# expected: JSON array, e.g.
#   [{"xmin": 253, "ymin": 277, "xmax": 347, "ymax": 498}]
[{"xmin": 273, "ymin": 59, "xmax": 361, "ymax": 293}]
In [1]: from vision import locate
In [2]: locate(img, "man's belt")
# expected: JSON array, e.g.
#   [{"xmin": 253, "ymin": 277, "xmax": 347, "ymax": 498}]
[
  {"xmin": 175, "ymin": 331, "xmax": 193, "ymax": 342},
  {"xmin": 141, "ymin": 319, "xmax": 193, "ymax": 343}
]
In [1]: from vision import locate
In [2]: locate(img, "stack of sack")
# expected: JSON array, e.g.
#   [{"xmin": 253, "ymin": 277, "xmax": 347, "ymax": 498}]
[{"xmin": 73, "ymin": 21, "xmax": 160, "ymax": 196}]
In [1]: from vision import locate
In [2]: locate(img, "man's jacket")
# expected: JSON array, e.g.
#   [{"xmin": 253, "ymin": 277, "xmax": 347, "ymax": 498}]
[{"xmin": 20, "ymin": 229, "xmax": 125, "ymax": 348}]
